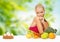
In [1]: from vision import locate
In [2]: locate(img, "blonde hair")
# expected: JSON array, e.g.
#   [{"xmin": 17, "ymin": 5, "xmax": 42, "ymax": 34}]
[{"xmin": 35, "ymin": 4, "xmax": 44, "ymax": 10}]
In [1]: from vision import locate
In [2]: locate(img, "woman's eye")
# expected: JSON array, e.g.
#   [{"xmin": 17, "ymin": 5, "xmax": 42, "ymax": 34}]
[
  {"xmin": 37, "ymin": 12, "xmax": 39, "ymax": 14},
  {"xmin": 40, "ymin": 11, "xmax": 43, "ymax": 13}
]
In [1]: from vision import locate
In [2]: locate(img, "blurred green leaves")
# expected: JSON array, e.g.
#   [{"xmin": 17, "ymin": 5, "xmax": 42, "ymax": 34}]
[
  {"xmin": 0, "ymin": 0, "xmax": 57, "ymax": 35},
  {"xmin": 0, "ymin": 0, "xmax": 31, "ymax": 35},
  {"xmin": 43, "ymin": 0, "xmax": 55, "ymax": 26},
  {"xmin": 0, "ymin": 27, "xmax": 5, "ymax": 35},
  {"xmin": 10, "ymin": 0, "xmax": 32, "ymax": 5},
  {"xmin": 0, "ymin": 0, "xmax": 23, "ymax": 35}
]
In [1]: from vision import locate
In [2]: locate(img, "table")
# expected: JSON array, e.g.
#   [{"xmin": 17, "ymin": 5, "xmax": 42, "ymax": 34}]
[{"xmin": 0, "ymin": 35, "xmax": 60, "ymax": 42}]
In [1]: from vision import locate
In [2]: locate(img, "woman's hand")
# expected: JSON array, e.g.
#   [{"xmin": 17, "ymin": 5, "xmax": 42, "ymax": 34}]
[
  {"xmin": 35, "ymin": 16, "xmax": 44, "ymax": 23},
  {"xmin": 40, "ymin": 17, "xmax": 44, "ymax": 22}
]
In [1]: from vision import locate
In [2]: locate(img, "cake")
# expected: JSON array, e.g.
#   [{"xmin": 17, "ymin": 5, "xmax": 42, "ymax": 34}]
[{"xmin": 3, "ymin": 32, "xmax": 14, "ymax": 39}]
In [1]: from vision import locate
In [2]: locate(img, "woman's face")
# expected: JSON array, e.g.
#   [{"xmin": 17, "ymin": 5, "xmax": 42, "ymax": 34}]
[{"xmin": 35, "ymin": 6, "xmax": 45, "ymax": 17}]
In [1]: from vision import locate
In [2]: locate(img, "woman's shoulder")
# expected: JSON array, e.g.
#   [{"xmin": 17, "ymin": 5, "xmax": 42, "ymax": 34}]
[
  {"xmin": 33, "ymin": 17, "xmax": 38, "ymax": 21},
  {"xmin": 34, "ymin": 16, "xmax": 40, "ymax": 21}
]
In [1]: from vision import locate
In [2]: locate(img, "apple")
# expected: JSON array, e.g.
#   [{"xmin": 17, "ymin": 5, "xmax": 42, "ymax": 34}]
[{"xmin": 41, "ymin": 32, "xmax": 48, "ymax": 39}]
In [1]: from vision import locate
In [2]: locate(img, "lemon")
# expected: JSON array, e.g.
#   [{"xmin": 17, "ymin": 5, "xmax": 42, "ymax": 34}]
[{"xmin": 26, "ymin": 33, "xmax": 32, "ymax": 39}]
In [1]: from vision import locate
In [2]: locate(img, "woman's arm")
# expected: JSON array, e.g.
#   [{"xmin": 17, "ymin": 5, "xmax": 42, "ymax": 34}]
[
  {"xmin": 30, "ymin": 18, "xmax": 36, "ymax": 27},
  {"xmin": 36, "ymin": 17, "xmax": 43, "ymax": 34}
]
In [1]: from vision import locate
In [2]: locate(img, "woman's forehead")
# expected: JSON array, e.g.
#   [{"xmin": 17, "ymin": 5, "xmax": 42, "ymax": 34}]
[{"xmin": 36, "ymin": 7, "xmax": 44, "ymax": 12}]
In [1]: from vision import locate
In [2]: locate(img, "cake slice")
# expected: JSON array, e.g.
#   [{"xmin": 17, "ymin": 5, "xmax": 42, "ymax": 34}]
[{"xmin": 3, "ymin": 32, "xmax": 14, "ymax": 39}]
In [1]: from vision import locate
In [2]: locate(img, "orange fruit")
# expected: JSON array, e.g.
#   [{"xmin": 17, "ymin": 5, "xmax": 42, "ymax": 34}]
[
  {"xmin": 33, "ymin": 35, "xmax": 39, "ymax": 38},
  {"xmin": 48, "ymin": 32, "xmax": 56, "ymax": 39},
  {"xmin": 33, "ymin": 32, "xmax": 40, "ymax": 38}
]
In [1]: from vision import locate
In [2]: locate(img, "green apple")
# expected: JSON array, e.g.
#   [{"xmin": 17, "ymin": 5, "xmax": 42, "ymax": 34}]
[{"xmin": 41, "ymin": 32, "xmax": 48, "ymax": 39}]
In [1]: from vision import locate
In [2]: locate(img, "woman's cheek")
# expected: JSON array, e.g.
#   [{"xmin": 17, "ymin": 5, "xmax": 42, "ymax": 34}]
[{"xmin": 37, "ymin": 14, "xmax": 40, "ymax": 17}]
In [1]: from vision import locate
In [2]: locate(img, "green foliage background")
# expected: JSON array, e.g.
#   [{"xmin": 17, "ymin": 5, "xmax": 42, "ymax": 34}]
[{"xmin": 0, "ymin": 0, "xmax": 59, "ymax": 35}]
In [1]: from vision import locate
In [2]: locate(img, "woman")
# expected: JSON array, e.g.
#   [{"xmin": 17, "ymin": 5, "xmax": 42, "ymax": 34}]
[{"xmin": 29, "ymin": 4, "xmax": 49, "ymax": 36}]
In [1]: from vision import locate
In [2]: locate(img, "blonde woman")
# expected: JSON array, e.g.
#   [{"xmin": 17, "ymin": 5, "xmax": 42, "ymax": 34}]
[{"xmin": 29, "ymin": 4, "xmax": 49, "ymax": 36}]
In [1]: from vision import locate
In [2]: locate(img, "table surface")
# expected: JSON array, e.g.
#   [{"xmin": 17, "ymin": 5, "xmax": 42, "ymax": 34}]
[{"xmin": 0, "ymin": 35, "xmax": 60, "ymax": 42}]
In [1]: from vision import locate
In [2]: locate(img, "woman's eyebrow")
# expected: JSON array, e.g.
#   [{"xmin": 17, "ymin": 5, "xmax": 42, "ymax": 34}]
[{"xmin": 40, "ymin": 11, "xmax": 44, "ymax": 12}]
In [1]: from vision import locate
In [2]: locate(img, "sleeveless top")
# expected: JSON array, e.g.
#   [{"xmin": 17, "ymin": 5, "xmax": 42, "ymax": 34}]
[{"xmin": 29, "ymin": 19, "xmax": 47, "ymax": 33}]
